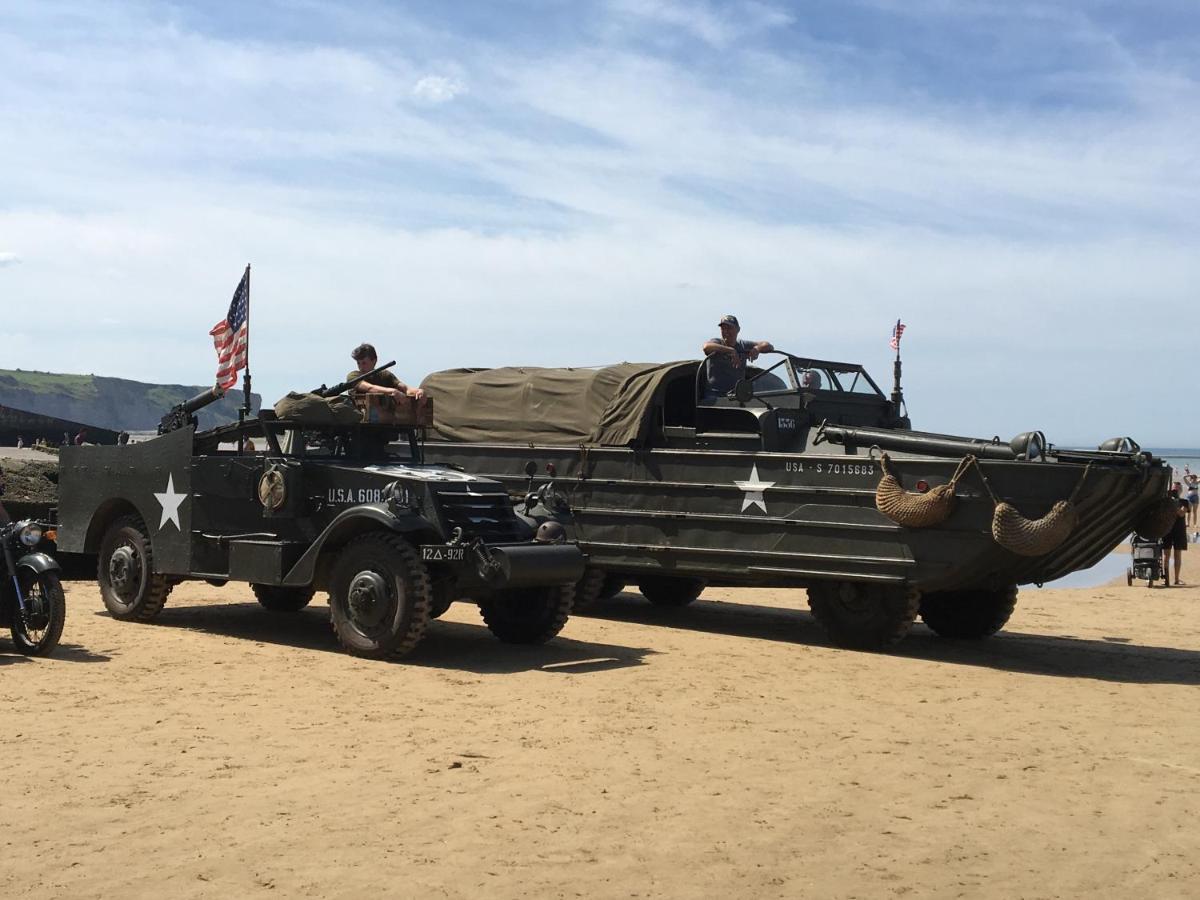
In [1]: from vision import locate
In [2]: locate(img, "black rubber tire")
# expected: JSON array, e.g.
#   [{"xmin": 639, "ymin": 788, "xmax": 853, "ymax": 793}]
[
  {"xmin": 1126, "ymin": 569, "xmax": 1133, "ymax": 587},
  {"xmin": 429, "ymin": 581, "xmax": 455, "ymax": 619},
  {"xmin": 10, "ymin": 570, "xmax": 66, "ymax": 656},
  {"xmin": 97, "ymin": 515, "xmax": 172, "ymax": 622},
  {"xmin": 573, "ymin": 567, "xmax": 606, "ymax": 611},
  {"xmin": 808, "ymin": 582, "xmax": 919, "ymax": 650},
  {"xmin": 598, "ymin": 573, "xmax": 627, "ymax": 600},
  {"xmin": 919, "ymin": 585, "xmax": 1018, "ymax": 639},
  {"xmin": 252, "ymin": 584, "xmax": 315, "ymax": 613},
  {"xmin": 479, "ymin": 583, "xmax": 574, "ymax": 644},
  {"xmin": 329, "ymin": 532, "xmax": 432, "ymax": 659},
  {"xmin": 637, "ymin": 575, "xmax": 706, "ymax": 607}
]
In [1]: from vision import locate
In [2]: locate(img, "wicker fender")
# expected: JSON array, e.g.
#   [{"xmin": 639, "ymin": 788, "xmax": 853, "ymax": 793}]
[
  {"xmin": 1135, "ymin": 496, "xmax": 1181, "ymax": 541},
  {"xmin": 875, "ymin": 453, "xmax": 970, "ymax": 528},
  {"xmin": 991, "ymin": 500, "xmax": 1078, "ymax": 557}
]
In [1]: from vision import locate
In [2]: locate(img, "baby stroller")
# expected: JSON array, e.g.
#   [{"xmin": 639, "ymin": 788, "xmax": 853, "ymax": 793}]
[{"xmin": 1127, "ymin": 533, "xmax": 1163, "ymax": 587}]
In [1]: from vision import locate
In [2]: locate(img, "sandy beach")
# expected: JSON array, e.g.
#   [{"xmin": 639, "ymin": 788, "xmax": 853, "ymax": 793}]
[{"xmin": 3, "ymin": 577, "xmax": 1198, "ymax": 899}]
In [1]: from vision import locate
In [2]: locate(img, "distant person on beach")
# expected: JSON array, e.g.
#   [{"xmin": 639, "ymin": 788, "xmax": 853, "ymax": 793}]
[
  {"xmin": 118, "ymin": 431, "xmax": 130, "ymax": 446},
  {"xmin": 15, "ymin": 435, "xmax": 23, "ymax": 449},
  {"xmin": 74, "ymin": 428, "xmax": 87, "ymax": 446},
  {"xmin": 1161, "ymin": 483, "xmax": 1189, "ymax": 585},
  {"xmin": 1184, "ymin": 468, "xmax": 1198, "ymax": 527},
  {"xmin": 61, "ymin": 432, "xmax": 69, "ymax": 447}
]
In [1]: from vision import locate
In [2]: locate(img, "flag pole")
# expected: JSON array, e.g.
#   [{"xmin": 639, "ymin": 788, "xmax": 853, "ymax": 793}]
[
  {"xmin": 890, "ymin": 317, "xmax": 906, "ymax": 420},
  {"xmin": 242, "ymin": 263, "xmax": 252, "ymax": 417}
]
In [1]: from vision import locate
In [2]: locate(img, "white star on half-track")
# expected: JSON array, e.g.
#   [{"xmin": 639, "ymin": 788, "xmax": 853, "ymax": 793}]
[{"xmin": 153, "ymin": 473, "xmax": 188, "ymax": 531}]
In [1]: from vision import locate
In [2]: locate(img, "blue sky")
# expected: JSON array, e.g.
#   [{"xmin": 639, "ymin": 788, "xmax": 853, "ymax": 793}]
[{"xmin": 1, "ymin": 1, "xmax": 1197, "ymax": 445}]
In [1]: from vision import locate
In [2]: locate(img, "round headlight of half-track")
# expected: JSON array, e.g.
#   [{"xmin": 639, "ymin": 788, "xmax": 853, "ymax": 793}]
[
  {"xmin": 540, "ymin": 482, "xmax": 570, "ymax": 514},
  {"xmin": 384, "ymin": 480, "xmax": 418, "ymax": 513},
  {"xmin": 18, "ymin": 524, "xmax": 43, "ymax": 547}
]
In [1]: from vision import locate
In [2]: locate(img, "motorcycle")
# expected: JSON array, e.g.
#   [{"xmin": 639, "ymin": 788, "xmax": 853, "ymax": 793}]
[{"xmin": 0, "ymin": 493, "xmax": 65, "ymax": 656}]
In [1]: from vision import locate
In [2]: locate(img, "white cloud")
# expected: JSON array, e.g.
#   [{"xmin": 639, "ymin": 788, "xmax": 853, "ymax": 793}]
[
  {"xmin": 609, "ymin": 0, "xmax": 794, "ymax": 48},
  {"xmin": 411, "ymin": 75, "xmax": 466, "ymax": 104},
  {"xmin": 0, "ymin": 2, "xmax": 1196, "ymax": 445},
  {"xmin": 0, "ymin": 252, "xmax": 20, "ymax": 266}
]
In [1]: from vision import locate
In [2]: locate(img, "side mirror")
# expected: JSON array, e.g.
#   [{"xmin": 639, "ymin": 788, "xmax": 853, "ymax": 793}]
[
  {"xmin": 523, "ymin": 460, "xmax": 537, "ymax": 477},
  {"xmin": 733, "ymin": 379, "xmax": 753, "ymax": 403}
]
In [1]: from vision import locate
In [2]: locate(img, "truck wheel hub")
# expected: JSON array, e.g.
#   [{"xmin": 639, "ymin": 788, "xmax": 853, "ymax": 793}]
[
  {"xmin": 347, "ymin": 571, "xmax": 390, "ymax": 626},
  {"xmin": 108, "ymin": 546, "xmax": 140, "ymax": 594}
]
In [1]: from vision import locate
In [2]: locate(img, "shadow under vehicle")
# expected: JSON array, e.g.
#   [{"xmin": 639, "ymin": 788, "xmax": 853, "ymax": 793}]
[
  {"xmin": 55, "ymin": 380, "xmax": 584, "ymax": 660},
  {"xmin": 419, "ymin": 352, "xmax": 1171, "ymax": 650}
]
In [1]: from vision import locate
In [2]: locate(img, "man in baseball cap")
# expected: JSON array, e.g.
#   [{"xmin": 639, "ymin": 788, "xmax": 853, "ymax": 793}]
[{"xmin": 701, "ymin": 316, "xmax": 774, "ymax": 398}]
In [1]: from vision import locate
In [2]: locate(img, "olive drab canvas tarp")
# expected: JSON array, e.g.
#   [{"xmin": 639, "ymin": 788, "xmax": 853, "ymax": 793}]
[{"xmin": 420, "ymin": 362, "xmax": 697, "ymax": 447}]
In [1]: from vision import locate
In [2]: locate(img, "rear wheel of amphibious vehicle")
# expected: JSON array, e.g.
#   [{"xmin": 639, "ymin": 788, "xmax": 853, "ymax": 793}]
[
  {"xmin": 918, "ymin": 585, "xmax": 1018, "ymax": 639},
  {"xmin": 637, "ymin": 575, "xmax": 707, "ymax": 607},
  {"xmin": 252, "ymin": 584, "xmax": 315, "ymax": 613},
  {"xmin": 329, "ymin": 532, "xmax": 432, "ymax": 659},
  {"xmin": 807, "ymin": 582, "xmax": 920, "ymax": 650},
  {"xmin": 479, "ymin": 584, "xmax": 574, "ymax": 644},
  {"xmin": 98, "ymin": 515, "xmax": 173, "ymax": 621}
]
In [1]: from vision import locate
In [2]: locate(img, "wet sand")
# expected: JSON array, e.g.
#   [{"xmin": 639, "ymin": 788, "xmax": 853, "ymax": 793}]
[{"xmin": 3, "ymin": 578, "xmax": 1198, "ymax": 898}]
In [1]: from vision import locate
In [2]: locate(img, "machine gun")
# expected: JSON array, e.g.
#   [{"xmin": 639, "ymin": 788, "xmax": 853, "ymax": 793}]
[
  {"xmin": 312, "ymin": 360, "xmax": 396, "ymax": 398},
  {"xmin": 158, "ymin": 386, "xmax": 227, "ymax": 435}
]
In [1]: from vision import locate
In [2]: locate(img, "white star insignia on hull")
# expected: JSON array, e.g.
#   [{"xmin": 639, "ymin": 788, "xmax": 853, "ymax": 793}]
[
  {"xmin": 734, "ymin": 464, "xmax": 775, "ymax": 514},
  {"xmin": 154, "ymin": 473, "xmax": 188, "ymax": 531}
]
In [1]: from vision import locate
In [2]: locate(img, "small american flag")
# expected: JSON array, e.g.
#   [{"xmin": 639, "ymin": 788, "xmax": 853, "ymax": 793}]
[
  {"xmin": 889, "ymin": 319, "xmax": 906, "ymax": 351},
  {"xmin": 210, "ymin": 268, "xmax": 249, "ymax": 390}
]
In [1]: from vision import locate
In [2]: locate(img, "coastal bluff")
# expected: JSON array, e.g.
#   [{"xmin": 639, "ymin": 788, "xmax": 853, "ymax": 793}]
[{"xmin": 0, "ymin": 368, "xmax": 260, "ymax": 433}]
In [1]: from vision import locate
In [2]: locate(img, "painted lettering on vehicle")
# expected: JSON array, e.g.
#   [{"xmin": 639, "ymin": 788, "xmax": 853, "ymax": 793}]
[
  {"xmin": 327, "ymin": 487, "xmax": 385, "ymax": 504},
  {"xmin": 784, "ymin": 462, "xmax": 876, "ymax": 476}
]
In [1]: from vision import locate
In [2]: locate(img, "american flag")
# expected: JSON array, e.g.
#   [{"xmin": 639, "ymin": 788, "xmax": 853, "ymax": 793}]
[
  {"xmin": 210, "ymin": 268, "xmax": 249, "ymax": 390},
  {"xmin": 889, "ymin": 319, "xmax": 906, "ymax": 351}
]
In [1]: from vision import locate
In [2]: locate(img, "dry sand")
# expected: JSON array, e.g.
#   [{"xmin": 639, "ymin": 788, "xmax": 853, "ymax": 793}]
[{"xmin": 3, "ymin": 576, "xmax": 1198, "ymax": 899}]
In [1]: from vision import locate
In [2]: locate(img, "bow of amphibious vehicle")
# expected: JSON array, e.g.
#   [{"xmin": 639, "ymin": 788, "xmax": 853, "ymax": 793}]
[{"xmin": 419, "ymin": 354, "xmax": 1172, "ymax": 649}]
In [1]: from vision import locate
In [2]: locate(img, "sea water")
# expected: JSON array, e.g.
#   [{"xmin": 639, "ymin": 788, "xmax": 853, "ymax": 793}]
[{"xmin": 1035, "ymin": 448, "xmax": 1198, "ymax": 589}]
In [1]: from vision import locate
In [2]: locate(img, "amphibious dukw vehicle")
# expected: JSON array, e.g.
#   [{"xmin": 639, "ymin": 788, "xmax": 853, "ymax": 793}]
[
  {"xmin": 56, "ymin": 369, "xmax": 584, "ymax": 659},
  {"xmin": 420, "ymin": 353, "xmax": 1173, "ymax": 650}
]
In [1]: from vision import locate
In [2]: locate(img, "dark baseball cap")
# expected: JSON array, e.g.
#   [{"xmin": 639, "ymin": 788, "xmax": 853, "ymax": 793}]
[{"xmin": 718, "ymin": 315, "xmax": 739, "ymax": 328}]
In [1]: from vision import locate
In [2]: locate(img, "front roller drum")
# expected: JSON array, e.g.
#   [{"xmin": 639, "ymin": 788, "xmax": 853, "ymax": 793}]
[{"xmin": 807, "ymin": 582, "xmax": 920, "ymax": 651}]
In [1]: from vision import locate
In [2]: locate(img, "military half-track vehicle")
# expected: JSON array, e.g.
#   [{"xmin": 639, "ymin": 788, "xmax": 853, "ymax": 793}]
[
  {"xmin": 56, "ymin": 381, "xmax": 584, "ymax": 660},
  {"xmin": 419, "ymin": 352, "xmax": 1171, "ymax": 650}
]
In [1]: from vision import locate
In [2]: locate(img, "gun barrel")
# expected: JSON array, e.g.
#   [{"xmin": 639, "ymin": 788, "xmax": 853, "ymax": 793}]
[
  {"xmin": 181, "ymin": 387, "xmax": 225, "ymax": 415},
  {"xmin": 317, "ymin": 360, "xmax": 397, "ymax": 397}
]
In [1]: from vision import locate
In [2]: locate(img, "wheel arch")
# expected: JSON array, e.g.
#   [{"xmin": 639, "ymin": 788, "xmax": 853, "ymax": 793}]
[
  {"xmin": 82, "ymin": 498, "xmax": 144, "ymax": 554},
  {"xmin": 282, "ymin": 506, "xmax": 442, "ymax": 588}
]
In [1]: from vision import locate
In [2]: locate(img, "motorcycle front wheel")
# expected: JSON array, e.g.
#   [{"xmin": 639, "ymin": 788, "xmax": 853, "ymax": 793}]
[{"xmin": 10, "ymin": 571, "xmax": 66, "ymax": 656}]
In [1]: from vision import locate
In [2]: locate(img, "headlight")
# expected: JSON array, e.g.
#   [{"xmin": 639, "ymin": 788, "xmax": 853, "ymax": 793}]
[
  {"xmin": 1009, "ymin": 431, "xmax": 1046, "ymax": 461},
  {"xmin": 539, "ymin": 482, "xmax": 570, "ymax": 513},
  {"xmin": 383, "ymin": 480, "xmax": 419, "ymax": 513},
  {"xmin": 18, "ymin": 524, "xmax": 43, "ymax": 547}
]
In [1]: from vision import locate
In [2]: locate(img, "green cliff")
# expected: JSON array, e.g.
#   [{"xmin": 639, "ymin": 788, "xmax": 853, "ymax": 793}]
[{"xmin": 0, "ymin": 369, "xmax": 260, "ymax": 432}]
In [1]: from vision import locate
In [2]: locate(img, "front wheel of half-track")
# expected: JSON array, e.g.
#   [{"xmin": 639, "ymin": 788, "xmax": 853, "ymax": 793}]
[
  {"xmin": 807, "ymin": 582, "xmax": 919, "ymax": 651},
  {"xmin": 252, "ymin": 584, "xmax": 315, "ymax": 613},
  {"xmin": 97, "ymin": 515, "xmax": 173, "ymax": 621},
  {"xmin": 919, "ymin": 585, "xmax": 1017, "ymax": 639},
  {"xmin": 329, "ymin": 533, "xmax": 432, "ymax": 659},
  {"xmin": 479, "ymin": 584, "xmax": 574, "ymax": 644}
]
